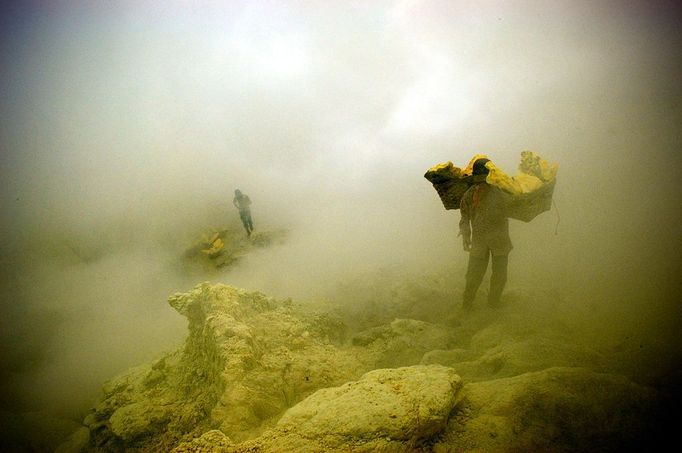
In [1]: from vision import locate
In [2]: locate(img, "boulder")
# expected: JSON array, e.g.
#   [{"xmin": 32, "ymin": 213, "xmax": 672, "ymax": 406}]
[
  {"xmin": 236, "ymin": 365, "xmax": 463, "ymax": 452},
  {"xmin": 109, "ymin": 400, "xmax": 171, "ymax": 442},
  {"xmin": 278, "ymin": 364, "xmax": 462, "ymax": 440}
]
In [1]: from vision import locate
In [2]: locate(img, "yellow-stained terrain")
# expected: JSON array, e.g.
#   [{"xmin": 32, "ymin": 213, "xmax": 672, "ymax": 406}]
[
  {"xmin": 183, "ymin": 227, "xmax": 287, "ymax": 271},
  {"xmin": 71, "ymin": 277, "xmax": 664, "ymax": 452}
]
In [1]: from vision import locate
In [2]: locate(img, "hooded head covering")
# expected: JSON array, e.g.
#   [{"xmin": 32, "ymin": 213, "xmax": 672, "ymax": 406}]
[{"xmin": 472, "ymin": 158, "xmax": 491, "ymax": 176}]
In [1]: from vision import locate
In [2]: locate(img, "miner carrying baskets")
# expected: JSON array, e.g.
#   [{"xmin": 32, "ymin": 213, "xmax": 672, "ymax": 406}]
[{"xmin": 424, "ymin": 151, "xmax": 558, "ymax": 309}]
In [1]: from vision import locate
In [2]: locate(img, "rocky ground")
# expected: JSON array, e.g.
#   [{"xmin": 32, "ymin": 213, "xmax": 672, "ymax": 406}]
[
  {"xmin": 182, "ymin": 227, "xmax": 288, "ymax": 272},
  {"xmin": 51, "ymin": 273, "xmax": 675, "ymax": 453}
]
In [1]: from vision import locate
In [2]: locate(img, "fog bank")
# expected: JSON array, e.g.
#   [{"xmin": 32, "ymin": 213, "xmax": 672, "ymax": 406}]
[{"xmin": 1, "ymin": 0, "xmax": 680, "ymax": 421}]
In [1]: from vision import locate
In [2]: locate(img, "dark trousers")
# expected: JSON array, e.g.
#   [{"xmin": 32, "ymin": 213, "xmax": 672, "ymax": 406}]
[
  {"xmin": 239, "ymin": 210, "xmax": 253, "ymax": 235},
  {"xmin": 463, "ymin": 252, "xmax": 508, "ymax": 308}
]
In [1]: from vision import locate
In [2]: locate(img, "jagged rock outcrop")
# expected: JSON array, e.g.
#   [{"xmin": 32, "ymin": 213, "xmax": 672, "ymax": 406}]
[
  {"xmin": 79, "ymin": 281, "xmax": 662, "ymax": 452},
  {"xmin": 171, "ymin": 364, "xmax": 660, "ymax": 453},
  {"xmin": 84, "ymin": 283, "xmax": 365, "ymax": 451}
]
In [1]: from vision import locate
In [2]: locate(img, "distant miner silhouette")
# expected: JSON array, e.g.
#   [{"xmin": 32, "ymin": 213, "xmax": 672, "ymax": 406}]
[{"xmin": 233, "ymin": 189, "xmax": 254, "ymax": 237}]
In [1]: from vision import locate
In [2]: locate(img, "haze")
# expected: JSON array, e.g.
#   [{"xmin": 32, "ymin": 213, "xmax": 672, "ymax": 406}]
[{"xmin": 1, "ymin": 0, "xmax": 680, "ymax": 423}]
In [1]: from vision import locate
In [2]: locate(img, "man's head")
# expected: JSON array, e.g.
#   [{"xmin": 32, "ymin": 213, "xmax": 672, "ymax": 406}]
[
  {"xmin": 235, "ymin": 189, "xmax": 242, "ymax": 196},
  {"xmin": 472, "ymin": 158, "xmax": 491, "ymax": 176}
]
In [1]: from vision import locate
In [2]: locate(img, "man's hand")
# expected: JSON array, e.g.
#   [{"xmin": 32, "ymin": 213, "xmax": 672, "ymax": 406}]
[{"xmin": 463, "ymin": 236, "xmax": 471, "ymax": 251}]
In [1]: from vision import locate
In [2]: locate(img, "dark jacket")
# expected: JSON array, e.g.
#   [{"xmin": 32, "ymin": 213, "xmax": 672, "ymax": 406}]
[{"xmin": 233, "ymin": 194, "xmax": 251, "ymax": 213}]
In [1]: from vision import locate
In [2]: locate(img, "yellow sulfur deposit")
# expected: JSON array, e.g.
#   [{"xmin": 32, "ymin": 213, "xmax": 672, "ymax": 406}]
[
  {"xmin": 486, "ymin": 151, "xmax": 558, "ymax": 195},
  {"xmin": 425, "ymin": 151, "xmax": 558, "ymax": 222},
  {"xmin": 201, "ymin": 237, "xmax": 224, "ymax": 255}
]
